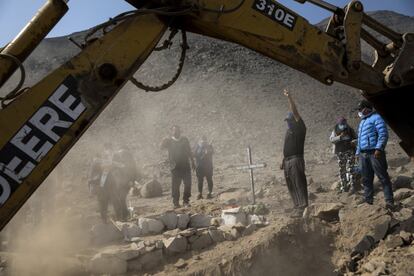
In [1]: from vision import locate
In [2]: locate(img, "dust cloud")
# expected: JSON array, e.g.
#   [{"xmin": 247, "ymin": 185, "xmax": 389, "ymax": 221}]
[{"xmin": 1, "ymin": 170, "xmax": 92, "ymax": 275}]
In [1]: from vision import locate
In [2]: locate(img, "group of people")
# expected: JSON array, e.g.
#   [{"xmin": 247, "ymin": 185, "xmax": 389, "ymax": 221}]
[
  {"xmin": 161, "ymin": 126, "xmax": 214, "ymax": 208},
  {"xmin": 88, "ymin": 144, "xmax": 137, "ymax": 222},
  {"xmin": 282, "ymin": 90, "xmax": 395, "ymax": 218},
  {"xmin": 89, "ymin": 128, "xmax": 215, "ymax": 223},
  {"xmin": 89, "ymin": 89, "xmax": 395, "ymax": 222}
]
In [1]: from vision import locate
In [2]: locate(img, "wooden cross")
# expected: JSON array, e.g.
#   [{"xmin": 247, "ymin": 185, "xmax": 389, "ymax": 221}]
[{"xmin": 236, "ymin": 146, "xmax": 266, "ymax": 204}]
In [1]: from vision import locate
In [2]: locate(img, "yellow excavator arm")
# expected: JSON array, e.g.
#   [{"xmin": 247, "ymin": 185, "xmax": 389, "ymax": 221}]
[{"xmin": 0, "ymin": 0, "xmax": 413, "ymax": 229}]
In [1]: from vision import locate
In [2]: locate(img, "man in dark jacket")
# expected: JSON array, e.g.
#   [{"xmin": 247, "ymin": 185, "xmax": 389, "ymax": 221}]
[
  {"xmin": 280, "ymin": 89, "xmax": 308, "ymax": 218},
  {"xmin": 330, "ymin": 117, "xmax": 358, "ymax": 193},
  {"xmin": 194, "ymin": 136, "xmax": 214, "ymax": 199},
  {"xmin": 356, "ymin": 100, "xmax": 394, "ymax": 208},
  {"xmin": 111, "ymin": 145, "xmax": 138, "ymax": 221},
  {"xmin": 89, "ymin": 151, "xmax": 128, "ymax": 222},
  {"xmin": 161, "ymin": 125, "xmax": 195, "ymax": 208}
]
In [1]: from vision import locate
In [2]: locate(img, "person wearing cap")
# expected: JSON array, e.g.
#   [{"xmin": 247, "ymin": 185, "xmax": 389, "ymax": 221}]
[
  {"xmin": 356, "ymin": 100, "xmax": 394, "ymax": 208},
  {"xmin": 330, "ymin": 117, "xmax": 358, "ymax": 193},
  {"xmin": 280, "ymin": 89, "xmax": 308, "ymax": 217}
]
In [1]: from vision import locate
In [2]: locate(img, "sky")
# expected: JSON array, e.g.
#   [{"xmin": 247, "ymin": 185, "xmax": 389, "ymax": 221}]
[{"xmin": 0, "ymin": 0, "xmax": 413, "ymax": 47}]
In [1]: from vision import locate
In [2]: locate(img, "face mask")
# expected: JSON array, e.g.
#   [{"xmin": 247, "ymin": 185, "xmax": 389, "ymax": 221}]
[
  {"xmin": 338, "ymin": 124, "xmax": 346, "ymax": 130},
  {"xmin": 358, "ymin": 111, "xmax": 364, "ymax": 118}
]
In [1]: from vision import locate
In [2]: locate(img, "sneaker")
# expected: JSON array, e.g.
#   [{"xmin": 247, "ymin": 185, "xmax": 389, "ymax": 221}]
[
  {"xmin": 197, "ymin": 194, "xmax": 203, "ymax": 200},
  {"xmin": 206, "ymin": 193, "xmax": 213, "ymax": 199}
]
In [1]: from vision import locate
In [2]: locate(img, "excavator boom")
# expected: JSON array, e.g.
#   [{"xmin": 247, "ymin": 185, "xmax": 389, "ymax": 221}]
[{"xmin": 0, "ymin": 0, "xmax": 413, "ymax": 230}]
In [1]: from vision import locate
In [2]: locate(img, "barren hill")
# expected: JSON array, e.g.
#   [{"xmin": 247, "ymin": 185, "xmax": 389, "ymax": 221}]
[{"xmin": 2, "ymin": 10, "xmax": 412, "ymax": 182}]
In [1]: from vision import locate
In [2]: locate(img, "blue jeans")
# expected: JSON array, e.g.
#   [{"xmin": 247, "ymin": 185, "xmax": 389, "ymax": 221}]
[{"xmin": 359, "ymin": 151, "xmax": 394, "ymax": 204}]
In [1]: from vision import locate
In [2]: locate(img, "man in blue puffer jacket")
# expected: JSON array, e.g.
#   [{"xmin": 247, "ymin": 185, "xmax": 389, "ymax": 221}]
[{"xmin": 356, "ymin": 100, "xmax": 394, "ymax": 208}]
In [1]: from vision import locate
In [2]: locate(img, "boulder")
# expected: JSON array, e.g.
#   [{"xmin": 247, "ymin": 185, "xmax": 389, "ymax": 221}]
[
  {"xmin": 177, "ymin": 213, "xmax": 190, "ymax": 230},
  {"xmin": 392, "ymin": 176, "xmax": 413, "ymax": 190},
  {"xmin": 160, "ymin": 212, "xmax": 178, "ymax": 230},
  {"xmin": 90, "ymin": 222, "xmax": 123, "ymax": 245},
  {"xmin": 361, "ymin": 258, "xmax": 386, "ymax": 275},
  {"xmin": 190, "ymin": 231, "xmax": 213, "ymax": 250},
  {"xmin": 208, "ymin": 229, "xmax": 226, "ymax": 243},
  {"xmin": 221, "ymin": 207, "xmax": 247, "ymax": 226},
  {"xmin": 402, "ymin": 195, "xmax": 414, "ymax": 208},
  {"xmin": 400, "ymin": 215, "xmax": 414, "ymax": 233},
  {"xmin": 119, "ymin": 222, "xmax": 141, "ymax": 240},
  {"xmin": 399, "ymin": 231, "xmax": 413, "ymax": 244},
  {"xmin": 163, "ymin": 236, "xmax": 188, "ymax": 254},
  {"xmin": 89, "ymin": 253, "xmax": 127, "ymax": 275},
  {"xmin": 394, "ymin": 188, "xmax": 414, "ymax": 201},
  {"xmin": 140, "ymin": 179, "xmax": 163, "ymax": 198},
  {"xmin": 339, "ymin": 204, "xmax": 391, "ymax": 249},
  {"xmin": 393, "ymin": 208, "xmax": 413, "ymax": 222},
  {"xmin": 351, "ymin": 235, "xmax": 375, "ymax": 256},
  {"xmin": 189, "ymin": 214, "xmax": 212, "ymax": 228},
  {"xmin": 303, "ymin": 203, "xmax": 343, "ymax": 222},
  {"xmin": 384, "ymin": 234, "xmax": 404, "ymax": 249},
  {"xmin": 138, "ymin": 218, "xmax": 164, "ymax": 235}
]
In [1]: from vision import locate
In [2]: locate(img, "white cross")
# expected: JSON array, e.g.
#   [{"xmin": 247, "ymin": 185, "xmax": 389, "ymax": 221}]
[{"xmin": 236, "ymin": 146, "xmax": 266, "ymax": 204}]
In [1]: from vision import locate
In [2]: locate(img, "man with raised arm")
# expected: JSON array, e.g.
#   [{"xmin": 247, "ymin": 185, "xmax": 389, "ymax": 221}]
[{"xmin": 280, "ymin": 89, "xmax": 308, "ymax": 218}]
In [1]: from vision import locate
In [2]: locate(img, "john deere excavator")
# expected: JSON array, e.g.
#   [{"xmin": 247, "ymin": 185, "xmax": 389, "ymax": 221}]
[{"xmin": 0, "ymin": 0, "xmax": 413, "ymax": 230}]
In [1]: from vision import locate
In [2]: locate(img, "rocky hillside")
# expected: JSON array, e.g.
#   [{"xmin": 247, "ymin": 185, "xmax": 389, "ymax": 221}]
[{"xmin": 2, "ymin": 10, "xmax": 414, "ymax": 185}]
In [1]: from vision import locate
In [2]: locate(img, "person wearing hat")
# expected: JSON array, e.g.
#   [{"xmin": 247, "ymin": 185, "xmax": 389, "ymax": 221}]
[
  {"xmin": 356, "ymin": 100, "xmax": 394, "ymax": 208},
  {"xmin": 280, "ymin": 89, "xmax": 308, "ymax": 217},
  {"xmin": 330, "ymin": 117, "xmax": 358, "ymax": 193}
]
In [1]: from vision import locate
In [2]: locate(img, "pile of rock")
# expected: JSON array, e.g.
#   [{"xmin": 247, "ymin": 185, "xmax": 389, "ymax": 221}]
[
  {"xmin": 116, "ymin": 212, "xmax": 210, "ymax": 241},
  {"xmin": 333, "ymin": 185, "xmax": 414, "ymax": 274},
  {"xmin": 87, "ymin": 207, "xmax": 268, "ymax": 274}
]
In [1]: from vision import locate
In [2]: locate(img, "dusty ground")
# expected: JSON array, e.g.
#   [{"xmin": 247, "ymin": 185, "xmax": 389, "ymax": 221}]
[{"xmin": 2, "ymin": 145, "xmax": 413, "ymax": 275}]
